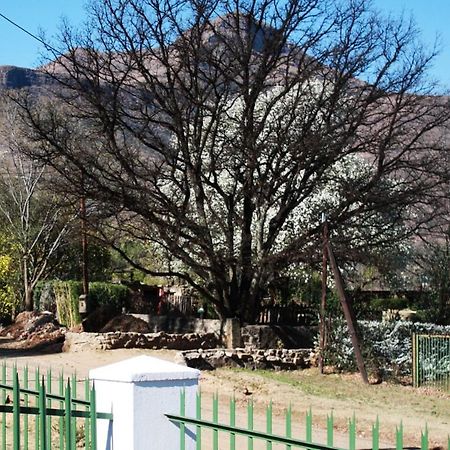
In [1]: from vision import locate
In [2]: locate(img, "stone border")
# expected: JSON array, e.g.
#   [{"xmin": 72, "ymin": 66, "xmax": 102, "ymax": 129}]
[
  {"xmin": 176, "ymin": 347, "xmax": 313, "ymax": 370},
  {"xmin": 63, "ymin": 331, "xmax": 220, "ymax": 352}
]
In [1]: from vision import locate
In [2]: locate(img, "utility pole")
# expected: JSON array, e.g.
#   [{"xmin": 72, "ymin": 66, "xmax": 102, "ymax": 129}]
[
  {"xmin": 326, "ymin": 240, "xmax": 369, "ymax": 384},
  {"xmin": 319, "ymin": 213, "xmax": 328, "ymax": 374},
  {"xmin": 80, "ymin": 194, "xmax": 89, "ymax": 315}
]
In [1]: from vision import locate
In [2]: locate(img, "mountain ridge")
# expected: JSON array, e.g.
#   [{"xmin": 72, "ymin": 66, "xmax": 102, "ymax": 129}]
[{"xmin": 0, "ymin": 65, "xmax": 51, "ymax": 90}]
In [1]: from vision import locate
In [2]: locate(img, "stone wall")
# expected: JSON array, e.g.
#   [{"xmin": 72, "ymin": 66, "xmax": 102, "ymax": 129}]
[
  {"xmin": 131, "ymin": 315, "xmax": 317, "ymax": 350},
  {"xmin": 176, "ymin": 348, "xmax": 312, "ymax": 371},
  {"xmin": 63, "ymin": 331, "xmax": 220, "ymax": 352},
  {"xmin": 130, "ymin": 315, "xmax": 224, "ymax": 335},
  {"xmin": 241, "ymin": 325, "xmax": 317, "ymax": 349}
]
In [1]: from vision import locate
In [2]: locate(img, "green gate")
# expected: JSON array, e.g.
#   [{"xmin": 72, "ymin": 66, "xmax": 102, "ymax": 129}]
[
  {"xmin": 167, "ymin": 391, "xmax": 449, "ymax": 450},
  {"xmin": 412, "ymin": 333, "xmax": 450, "ymax": 391},
  {"xmin": 0, "ymin": 364, "xmax": 112, "ymax": 450}
]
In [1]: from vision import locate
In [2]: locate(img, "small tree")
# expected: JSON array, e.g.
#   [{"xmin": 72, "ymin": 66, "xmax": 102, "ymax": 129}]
[{"xmin": 0, "ymin": 108, "xmax": 74, "ymax": 311}]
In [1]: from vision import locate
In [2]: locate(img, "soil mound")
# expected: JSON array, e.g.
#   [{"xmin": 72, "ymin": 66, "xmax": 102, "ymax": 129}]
[
  {"xmin": 100, "ymin": 314, "xmax": 150, "ymax": 333},
  {"xmin": 82, "ymin": 304, "xmax": 118, "ymax": 332},
  {"xmin": 0, "ymin": 311, "xmax": 65, "ymax": 350}
]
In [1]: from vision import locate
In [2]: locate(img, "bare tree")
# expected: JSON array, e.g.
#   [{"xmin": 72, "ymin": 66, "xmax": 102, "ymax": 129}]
[
  {"xmin": 0, "ymin": 107, "xmax": 74, "ymax": 311},
  {"xmin": 11, "ymin": 0, "xmax": 450, "ymax": 321}
]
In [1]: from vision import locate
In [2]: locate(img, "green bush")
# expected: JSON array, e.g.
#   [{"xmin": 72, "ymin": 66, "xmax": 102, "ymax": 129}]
[
  {"xmin": 370, "ymin": 296, "xmax": 408, "ymax": 311},
  {"xmin": 321, "ymin": 319, "xmax": 450, "ymax": 376},
  {"xmin": 34, "ymin": 280, "xmax": 130, "ymax": 326},
  {"xmin": 88, "ymin": 282, "xmax": 129, "ymax": 311},
  {"xmin": 53, "ymin": 281, "xmax": 82, "ymax": 328}
]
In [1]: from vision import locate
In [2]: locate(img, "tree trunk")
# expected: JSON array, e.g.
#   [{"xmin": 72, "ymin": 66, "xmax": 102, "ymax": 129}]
[
  {"xmin": 24, "ymin": 285, "xmax": 33, "ymax": 311},
  {"xmin": 23, "ymin": 258, "xmax": 33, "ymax": 311}
]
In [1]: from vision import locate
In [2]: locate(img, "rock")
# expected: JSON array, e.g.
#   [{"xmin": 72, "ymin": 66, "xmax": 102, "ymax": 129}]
[
  {"xmin": 0, "ymin": 65, "xmax": 52, "ymax": 90},
  {"xmin": 63, "ymin": 331, "xmax": 220, "ymax": 352},
  {"xmin": 179, "ymin": 348, "xmax": 312, "ymax": 371},
  {"xmin": 100, "ymin": 315, "xmax": 151, "ymax": 333}
]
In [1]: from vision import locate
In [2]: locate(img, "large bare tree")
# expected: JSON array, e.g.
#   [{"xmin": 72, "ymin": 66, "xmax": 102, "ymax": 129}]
[{"xmin": 11, "ymin": 0, "xmax": 450, "ymax": 321}]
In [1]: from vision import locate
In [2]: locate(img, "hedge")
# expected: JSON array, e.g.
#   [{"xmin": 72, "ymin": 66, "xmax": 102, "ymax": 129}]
[
  {"xmin": 34, "ymin": 281, "xmax": 130, "ymax": 327},
  {"xmin": 322, "ymin": 319, "xmax": 450, "ymax": 376}
]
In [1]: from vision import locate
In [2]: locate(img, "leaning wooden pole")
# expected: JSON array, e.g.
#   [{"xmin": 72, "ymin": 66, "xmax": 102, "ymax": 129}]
[
  {"xmin": 318, "ymin": 219, "xmax": 328, "ymax": 374},
  {"xmin": 326, "ymin": 240, "xmax": 369, "ymax": 384},
  {"xmin": 80, "ymin": 195, "xmax": 89, "ymax": 307}
]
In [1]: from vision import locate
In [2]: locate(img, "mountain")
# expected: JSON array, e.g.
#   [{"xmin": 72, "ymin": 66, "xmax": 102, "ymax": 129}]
[{"xmin": 0, "ymin": 65, "xmax": 52, "ymax": 90}]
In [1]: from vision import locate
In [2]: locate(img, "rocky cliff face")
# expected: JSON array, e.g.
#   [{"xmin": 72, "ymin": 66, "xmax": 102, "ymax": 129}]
[{"xmin": 0, "ymin": 65, "xmax": 51, "ymax": 90}]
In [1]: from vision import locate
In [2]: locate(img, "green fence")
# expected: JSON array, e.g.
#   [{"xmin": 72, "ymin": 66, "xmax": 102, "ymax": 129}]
[
  {"xmin": 167, "ymin": 391, "xmax": 450, "ymax": 450},
  {"xmin": 412, "ymin": 333, "xmax": 450, "ymax": 391},
  {"xmin": 0, "ymin": 364, "xmax": 112, "ymax": 450}
]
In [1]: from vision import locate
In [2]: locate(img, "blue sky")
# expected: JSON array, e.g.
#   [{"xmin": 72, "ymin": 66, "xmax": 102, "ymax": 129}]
[{"xmin": 0, "ymin": 0, "xmax": 449, "ymax": 90}]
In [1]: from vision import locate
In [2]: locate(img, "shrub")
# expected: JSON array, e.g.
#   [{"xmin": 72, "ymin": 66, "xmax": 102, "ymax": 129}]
[
  {"xmin": 322, "ymin": 319, "xmax": 450, "ymax": 376},
  {"xmin": 88, "ymin": 282, "xmax": 129, "ymax": 311},
  {"xmin": 0, "ymin": 255, "xmax": 18, "ymax": 321},
  {"xmin": 34, "ymin": 281, "xmax": 130, "ymax": 327},
  {"xmin": 53, "ymin": 281, "xmax": 82, "ymax": 328}
]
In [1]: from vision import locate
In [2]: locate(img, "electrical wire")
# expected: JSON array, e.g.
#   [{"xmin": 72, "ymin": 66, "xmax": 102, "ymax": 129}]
[{"xmin": 0, "ymin": 11, "xmax": 62, "ymax": 57}]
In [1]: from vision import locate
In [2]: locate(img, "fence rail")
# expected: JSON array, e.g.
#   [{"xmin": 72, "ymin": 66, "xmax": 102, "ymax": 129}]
[
  {"xmin": 257, "ymin": 304, "xmax": 316, "ymax": 325},
  {"xmin": 168, "ymin": 390, "xmax": 449, "ymax": 450},
  {"xmin": 412, "ymin": 333, "xmax": 450, "ymax": 391},
  {"xmin": 0, "ymin": 364, "xmax": 112, "ymax": 450}
]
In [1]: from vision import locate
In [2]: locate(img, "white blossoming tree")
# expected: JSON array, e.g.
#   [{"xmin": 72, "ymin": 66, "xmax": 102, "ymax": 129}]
[{"xmin": 13, "ymin": 0, "xmax": 449, "ymax": 321}]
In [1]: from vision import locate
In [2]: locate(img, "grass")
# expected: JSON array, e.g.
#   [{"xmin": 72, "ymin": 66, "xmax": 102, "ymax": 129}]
[{"xmin": 204, "ymin": 367, "xmax": 450, "ymax": 447}]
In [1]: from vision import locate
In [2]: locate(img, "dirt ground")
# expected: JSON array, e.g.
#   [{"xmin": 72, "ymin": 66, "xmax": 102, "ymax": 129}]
[{"xmin": 0, "ymin": 346, "xmax": 448, "ymax": 449}]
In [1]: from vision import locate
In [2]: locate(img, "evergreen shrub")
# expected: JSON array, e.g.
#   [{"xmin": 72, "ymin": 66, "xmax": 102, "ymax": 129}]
[
  {"xmin": 322, "ymin": 319, "xmax": 450, "ymax": 376},
  {"xmin": 34, "ymin": 281, "xmax": 130, "ymax": 327}
]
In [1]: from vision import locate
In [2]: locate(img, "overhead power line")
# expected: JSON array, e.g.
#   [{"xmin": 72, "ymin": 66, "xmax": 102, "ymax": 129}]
[{"xmin": 0, "ymin": 11, "xmax": 62, "ymax": 57}]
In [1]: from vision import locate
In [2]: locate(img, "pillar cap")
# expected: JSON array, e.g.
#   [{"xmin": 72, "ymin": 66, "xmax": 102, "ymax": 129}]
[{"xmin": 89, "ymin": 355, "xmax": 200, "ymax": 383}]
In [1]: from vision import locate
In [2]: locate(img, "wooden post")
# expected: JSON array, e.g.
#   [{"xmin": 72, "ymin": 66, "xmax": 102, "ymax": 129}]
[
  {"xmin": 80, "ymin": 195, "xmax": 89, "ymax": 311},
  {"xmin": 319, "ymin": 219, "xmax": 328, "ymax": 374},
  {"xmin": 326, "ymin": 241, "xmax": 369, "ymax": 384}
]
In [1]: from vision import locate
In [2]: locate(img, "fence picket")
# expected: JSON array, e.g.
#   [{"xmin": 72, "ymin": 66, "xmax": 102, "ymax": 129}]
[
  {"xmin": 212, "ymin": 393, "xmax": 219, "ymax": 450},
  {"xmin": 180, "ymin": 389, "xmax": 186, "ymax": 450},
  {"xmin": 196, "ymin": 391, "xmax": 202, "ymax": 450},
  {"xmin": 2, "ymin": 363, "xmax": 6, "ymax": 450},
  {"xmin": 305, "ymin": 408, "xmax": 312, "ymax": 443},
  {"xmin": 24, "ymin": 366, "xmax": 29, "ymax": 450},
  {"xmin": 12, "ymin": 369, "xmax": 20, "ymax": 450},
  {"xmin": 39, "ymin": 378, "xmax": 47, "ymax": 450},
  {"xmin": 46, "ymin": 369, "xmax": 52, "ymax": 449},
  {"xmin": 71, "ymin": 374, "xmax": 77, "ymax": 450},
  {"xmin": 35, "ymin": 368, "xmax": 40, "ymax": 450},
  {"xmin": 65, "ymin": 379, "xmax": 72, "ymax": 450},
  {"xmin": 90, "ymin": 383, "xmax": 97, "ymax": 450},
  {"xmin": 396, "ymin": 422, "xmax": 403, "ymax": 450},
  {"xmin": 59, "ymin": 372, "xmax": 64, "ymax": 450},
  {"xmin": 372, "ymin": 417, "xmax": 379, "ymax": 450},
  {"xmin": 285, "ymin": 404, "xmax": 292, "ymax": 450},
  {"xmin": 85, "ymin": 378, "xmax": 91, "ymax": 450},
  {"xmin": 421, "ymin": 424, "xmax": 428, "ymax": 450},
  {"xmin": 229, "ymin": 396, "xmax": 236, "ymax": 450},
  {"xmin": 247, "ymin": 399, "xmax": 254, "ymax": 450},
  {"xmin": 266, "ymin": 401, "xmax": 273, "ymax": 450}
]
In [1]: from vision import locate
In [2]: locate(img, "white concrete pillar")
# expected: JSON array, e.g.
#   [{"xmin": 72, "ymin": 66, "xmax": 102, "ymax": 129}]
[{"xmin": 89, "ymin": 355, "xmax": 200, "ymax": 450}]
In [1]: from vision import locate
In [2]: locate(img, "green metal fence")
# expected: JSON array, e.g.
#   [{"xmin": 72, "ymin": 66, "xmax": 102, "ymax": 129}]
[
  {"xmin": 412, "ymin": 333, "xmax": 450, "ymax": 391},
  {"xmin": 167, "ymin": 391, "xmax": 450, "ymax": 450},
  {"xmin": 0, "ymin": 364, "xmax": 112, "ymax": 450}
]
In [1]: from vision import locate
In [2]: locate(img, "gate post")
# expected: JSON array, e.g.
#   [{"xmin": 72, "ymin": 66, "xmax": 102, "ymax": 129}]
[
  {"xmin": 225, "ymin": 318, "xmax": 241, "ymax": 348},
  {"xmin": 90, "ymin": 355, "xmax": 200, "ymax": 450}
]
